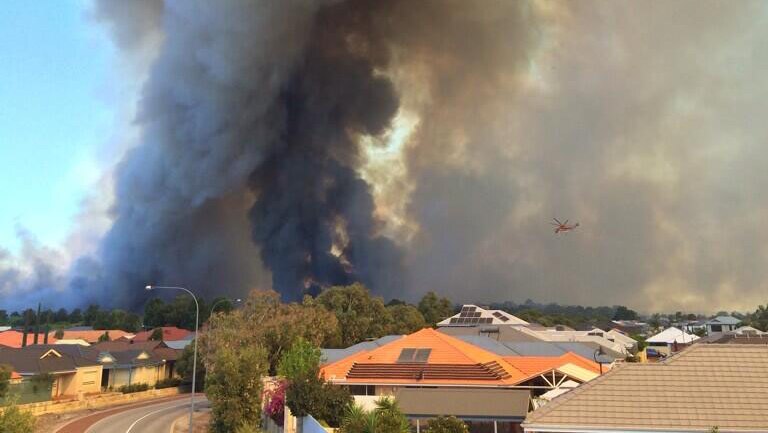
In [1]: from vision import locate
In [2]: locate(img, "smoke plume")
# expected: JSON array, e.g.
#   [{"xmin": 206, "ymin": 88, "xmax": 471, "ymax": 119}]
[{"xmin": 5, "ymin": 0, "xmax": 768, "ymax": 313}]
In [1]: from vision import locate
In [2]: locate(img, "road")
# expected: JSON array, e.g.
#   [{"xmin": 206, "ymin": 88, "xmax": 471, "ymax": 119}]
[
  {"xmin": 87, "ymin": 397, "xmax": 209, "ymax": 433},
  {"xmin": 56, "ymin": 396, "xmax": 209, "ymax": 433}
]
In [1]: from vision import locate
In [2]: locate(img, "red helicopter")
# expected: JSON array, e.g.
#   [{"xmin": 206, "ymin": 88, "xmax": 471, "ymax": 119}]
[{"xmin": 551, "ymin": 218, "xmax": 579, "ymax": 234}]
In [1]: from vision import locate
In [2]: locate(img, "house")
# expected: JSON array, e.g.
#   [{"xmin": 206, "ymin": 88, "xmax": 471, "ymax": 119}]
[
  {"xmin": 438, "ymin": 305, "xmax": 630, "ymax": 360},
  {"xmin": 644, "ymin": 327, "xmax": 699, "ymax": 357},
  {"xmin": 0, "ymin": 345, "xmax": 102, "ymax": 399},
  {"xmin": 437, "ymin": 304, "xmax": 530, "ymax": 326},
  {"xmin": 0, "ymin": 330, "xmax": 57, "ymax": 348},
  {"xmin": 449, "ymin": 336, "xmax": 620, "ymax": 369},
  {"xmin": 605, "ymin": 329, "xmax": 639, "ymax": 353},
  {"xmin": 131, "ymin": 326, "xmax": 192, "ymax": 343},
  {"xmin": 322, "ymin": 328, "xmax": 601, "ymax": 433},
  {"xmin": 91, "ymin": 340, "xmax": 181, "ymax": 389},
  {"xmin": 733, "ymin": 325, "xmax": 766, "ymax": 335},
  {"xmin": 163, "ymin": 332, "xmax": 196, "ymax": 350},
  {"xmin": 705, "ymin": 316, "xmax": 741, "ymax": 334},
  {"xmin": 49, "ymin": 329, "xmax": 135, "ymax": 344},
  {"xmin": 55, "ymin": 339, "xmax": 91, "ymax": 346},
  {"xmin": 609, "ymin": 320, "xmax": 649, "ymax": 336},
  {"xmin": 523, "ymin": 345, "xmax": 768, "ymax": 433}
]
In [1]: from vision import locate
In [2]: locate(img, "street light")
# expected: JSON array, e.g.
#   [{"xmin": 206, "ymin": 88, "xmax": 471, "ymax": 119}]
[
  {"xmin": 209, "ymin": 297, "xmax": 242, "ymax": 318},
  {"xmin": 146, "ymin": 285, "xmax": 198, "ymax": 433}
]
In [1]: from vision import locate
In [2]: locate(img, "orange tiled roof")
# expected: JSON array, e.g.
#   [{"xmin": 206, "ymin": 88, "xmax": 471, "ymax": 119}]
[
  {"xmin": 10, "ymin": 371, "xmax": 21, "ymax": 380},
  {"xmin": 49, "ymin": 330, "xmax": 135, "ymax": 343},
  {"xmin": 133, "ymin": 326, "xmax": 192, "ymax": 342},
  {"xmin": 0, "ymin": 331, "xmax": 57, "ymax": 348},
  {"xmin": 503, "ymin": 352, "xmax": 601, "ymax": 377},
  {"xmin": 322, "ymin": 328, "xmax": 530, "ymax": 385}
]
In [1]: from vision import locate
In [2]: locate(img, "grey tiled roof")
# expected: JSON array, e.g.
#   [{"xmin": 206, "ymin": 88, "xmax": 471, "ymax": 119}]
[{"xmin": 321, "ymin": 335, "xmax": 403, "ymax": 364}]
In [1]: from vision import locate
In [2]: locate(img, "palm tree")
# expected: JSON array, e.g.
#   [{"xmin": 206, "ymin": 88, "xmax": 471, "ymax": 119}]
[{"xmin": 339, "ymin": 398, "xmax": 410, "ymax": 433}]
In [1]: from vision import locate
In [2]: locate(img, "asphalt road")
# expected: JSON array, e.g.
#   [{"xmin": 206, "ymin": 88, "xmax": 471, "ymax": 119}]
[{"xmin": 83, "ymin": 397, "xmax": 209, "ymax": 433}]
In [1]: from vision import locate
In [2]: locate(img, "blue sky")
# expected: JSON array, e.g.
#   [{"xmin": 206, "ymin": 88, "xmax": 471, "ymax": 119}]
[{"xmin": 0, "ymin": 1, "xmax": 115, "ymax": 251}]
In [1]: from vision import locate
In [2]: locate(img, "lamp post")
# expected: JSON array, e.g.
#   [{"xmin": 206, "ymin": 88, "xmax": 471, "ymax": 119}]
[
  {"xmin": 209, "ymin": 297, "xmax": 242, "ymax": 318},
  {"xmin": 146, "ymin": 285, "xmax": 198, "ymax": 433}
]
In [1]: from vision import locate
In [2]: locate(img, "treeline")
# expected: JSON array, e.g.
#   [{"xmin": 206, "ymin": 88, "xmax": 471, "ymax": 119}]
[{"xmin": 489, "ymin": 300, "xmax": 622, "ymax": 329}]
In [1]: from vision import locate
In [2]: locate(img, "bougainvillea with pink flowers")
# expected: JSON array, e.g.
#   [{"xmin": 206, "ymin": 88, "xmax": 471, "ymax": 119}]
[{"xmin": 263, "ymin": 379, "xmax": 287, "ymax": 426}]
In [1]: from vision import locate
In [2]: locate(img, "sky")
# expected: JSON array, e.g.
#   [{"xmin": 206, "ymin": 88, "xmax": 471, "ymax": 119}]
[{"xmin": 0, "ymin": 1, "xmax": 114, "ymax": 252}]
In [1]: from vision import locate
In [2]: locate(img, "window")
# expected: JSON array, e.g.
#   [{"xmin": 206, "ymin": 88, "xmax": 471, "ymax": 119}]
[
  {"xmin": 710, "ymin": 324, "xmax": 722, "ymax": 332},
  {"xmin": 348, "ymin": 385, "xmax": 375, "ymax": 396}
]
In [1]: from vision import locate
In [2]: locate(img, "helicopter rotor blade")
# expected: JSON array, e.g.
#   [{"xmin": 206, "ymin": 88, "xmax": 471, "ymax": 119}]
[{"xmin": 553, "ymin": 218, "xmax": 562, "ymax": 225}]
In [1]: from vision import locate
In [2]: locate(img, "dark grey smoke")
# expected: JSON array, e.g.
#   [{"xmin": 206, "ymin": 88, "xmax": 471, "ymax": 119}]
[{"xmin": 87, "ymin": 0, "xmax": 460, "ymax": 305}]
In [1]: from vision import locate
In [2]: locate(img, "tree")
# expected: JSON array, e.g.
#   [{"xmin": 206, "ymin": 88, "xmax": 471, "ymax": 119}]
[
  {"xmin": 69, "ymin": 308, "xmax": 83, "ymax": 323},
  {"xmin": 747, "ymin": 304, "xmax": 768, "ymax": 331},
  {"xmin": 149, "ymin": 328, "xmax": 164, "ymax": 341},
  {"xmin": 206, "ymin": 345, "xmax": 269, "ymax": 433},
  {"xmin": 0, "ymin": 310, "xmax": 8, "ymax": 325},
  {"xmin": 386, "ymin": 304, "xmax": 427, "ymax": 335},
  {"xmin": 418, "ymin": 292, "xmax": 453, "ymax": 327},
  {"xmin": 425, "ymin": 416, "xmax": 468, "ymax": 433},
  {"xmin": 54, "ymin": 329, "xmax": 64, "ymax": 339},
  {"xmin": 143, "ymin": 298, "xmax": 168, "ymax": 328},
  {"xmin": 53, "ymin": 308, "xmax": 69, "ymax": 323},
  {"xmin": 277, "ymin": 338, "xmax": 321, "ymax": 380},
  {"xmin": 612, "ymin": 306, "xmax": 638, "ymax": 321},
  {"xmin": 317, "ymin": 283, "xmax": 392, "ymax": 347},
  {"xmin": 0, "ymin": 364, "xmax": 12, "ymax": 398},
  {"xmin": 280, "ymin": 338, "xmax": 352, "ymax": 428},
  {"xmin": 176, "ymin": 342, "xmax": 204, "ymax": 386},
  {"xmin": 202, "ymin": 290, "xmax": 339, "ymax": 374},
  {"xmin": 83, "ymin": 305, "xmax": 100, "ymax": 326},
  {"xmin": 98, "ymin": 331, "xmax": 111, "ymax": 342}
]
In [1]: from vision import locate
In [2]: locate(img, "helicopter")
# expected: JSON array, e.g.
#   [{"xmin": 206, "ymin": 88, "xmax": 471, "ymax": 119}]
[{"xmin": 551, "ymin": 218, "xmax": 579, "ymax": 234}]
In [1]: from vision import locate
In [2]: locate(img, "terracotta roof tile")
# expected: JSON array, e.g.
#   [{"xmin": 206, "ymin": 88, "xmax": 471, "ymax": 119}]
[
  {"xmin": 322, "ymin": 329, "xmax": 601, "ymax": 387},
  {"xmin": 49, "ymin": 330, "xmax": 134, "ymax": 343},
  {"xmin": 132, "ymin": 327, "xmax": 191, "ymax": 342},
  {"xmin": 0, "ymin": 331, "xmax": 57, "ymax": 348}
]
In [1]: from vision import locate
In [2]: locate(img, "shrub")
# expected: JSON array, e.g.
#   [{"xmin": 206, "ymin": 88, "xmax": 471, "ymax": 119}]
[
  {"xmin": 0, "ymin": 403, "xmax": 36, "ymax": 433},
  {"xmin": 263, "ymin": 379, "xmax": 286, "ymax": 426},
  {"xmin": 154, "ymin": 377, "xmax": 182, "ymax": 389},
  {"xmin": 118, "ymin": 383, "xmax": 150, "ymax": 393},
  {"xmin": 234, "ymin": 422, "xmax": 261, "ymax": 433},
  {"xmin": 425, "ymin": 416, "xmax": 469, "ymax": 433}
]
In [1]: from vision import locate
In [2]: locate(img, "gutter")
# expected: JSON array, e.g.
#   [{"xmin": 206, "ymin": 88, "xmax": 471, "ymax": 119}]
[{"xmin": 522, "ymin": 424, "xmax": 768, "ymax": 433}]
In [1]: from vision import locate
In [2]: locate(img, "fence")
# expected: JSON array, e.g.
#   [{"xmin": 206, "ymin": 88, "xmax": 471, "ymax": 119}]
[
  {"xmin": 303, "ymin": 415, "xmax": 332, "ymax": 433},
  {"xmin": 0, "ymin": 380, "xmax": 53, "ymax": 405}
]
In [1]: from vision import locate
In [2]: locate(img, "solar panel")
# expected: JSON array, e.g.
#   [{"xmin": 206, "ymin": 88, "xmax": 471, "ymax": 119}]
[
  {"xmin": 449, "ymin": 318, "xmax": 458, "ymax": 324},
  {"xmin": 499, "ymin": 316, "xmax": 509, "ymax": 322},
  {"xmin": 397, "ymin": 348, "xmax": 431, "ymax": 363},
  {"xmin": 413, "ymin": 349, "xmax": 431, "ymax": 363},
  {"xmin": 468, "ymin": 306, "xmax": 476, "ymax": 312}
]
